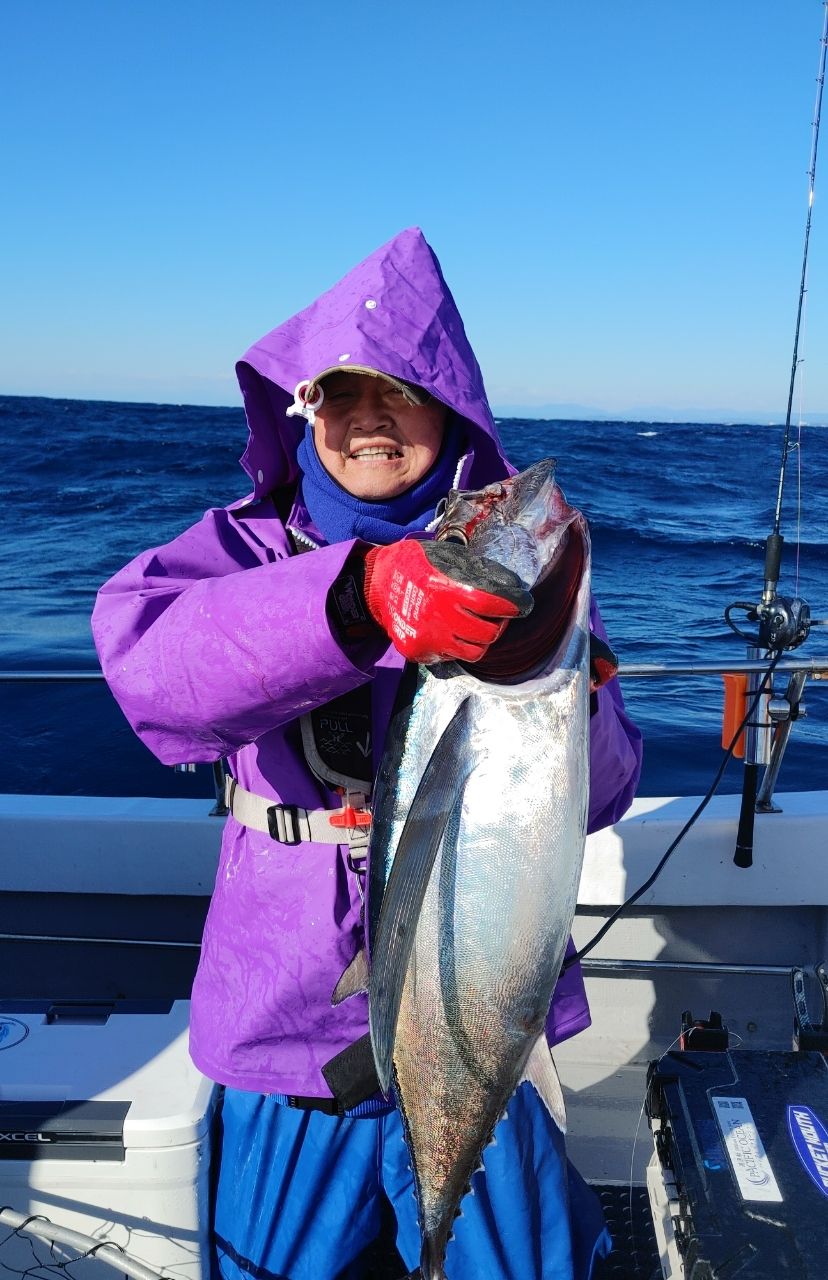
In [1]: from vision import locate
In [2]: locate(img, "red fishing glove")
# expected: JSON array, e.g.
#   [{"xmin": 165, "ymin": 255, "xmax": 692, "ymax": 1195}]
[
  {"xmin": 362, "ymin": 539, "xmax": 534, "ymax": 665},
  {"xmin": 590, "ymin": 634, "xmax": 618, "ymax": 692}
]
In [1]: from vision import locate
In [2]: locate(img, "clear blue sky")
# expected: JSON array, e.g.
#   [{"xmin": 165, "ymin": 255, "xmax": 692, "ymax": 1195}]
[{"xmin": 3, "ymin": 1, "xmax": 828, "ymax": 419}]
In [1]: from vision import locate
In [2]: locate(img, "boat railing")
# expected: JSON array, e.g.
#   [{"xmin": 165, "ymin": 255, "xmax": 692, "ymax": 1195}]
[
  {"xmin": 620, "ymin": 653, "xmax": 828, "ymax": 810},
  {"xmin": 2, "ymin": 653, "xmax": 828, "ymax": 814},
  {"xmin": 4, "ymin": 652, "xmax": 826, "ymax": 682}
]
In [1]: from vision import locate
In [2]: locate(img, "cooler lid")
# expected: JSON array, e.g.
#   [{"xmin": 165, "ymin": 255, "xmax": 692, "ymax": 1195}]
[
  {"xmin": 0, "ymin": 999, "xmax": 216, "ymax": 1149},
  {"xmin": 648, "ymin": 1049, "xmax": 828, "ymax": 1280}
]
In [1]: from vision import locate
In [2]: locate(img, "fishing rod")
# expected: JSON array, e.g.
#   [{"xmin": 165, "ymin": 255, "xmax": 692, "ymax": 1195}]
[
  {"xmin": 724, "ymin": 2, "xmax": 828, "ymax": 868},
  {"xmin": 567, "ymin": 13, "xmax": 828, "ymax": 969}
]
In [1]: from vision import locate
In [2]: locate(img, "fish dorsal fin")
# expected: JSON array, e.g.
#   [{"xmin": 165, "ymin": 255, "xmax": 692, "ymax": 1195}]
[
  {"xmin": 331, "ymin": 947, "xmax": 369, "ymax": 1006},
  {"xmin": 369, "ymin": 696, "xmax": 476, "ymax": 1094},
  {"xmin": 521, "ymin": 1035, "xmax": 567, "ymax": 1134}
]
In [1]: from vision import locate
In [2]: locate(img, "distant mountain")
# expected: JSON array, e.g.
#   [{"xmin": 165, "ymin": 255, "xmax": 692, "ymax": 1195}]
[{"xmin": 491, "ymin": 402, "xmax": 828, "ymax": 426}]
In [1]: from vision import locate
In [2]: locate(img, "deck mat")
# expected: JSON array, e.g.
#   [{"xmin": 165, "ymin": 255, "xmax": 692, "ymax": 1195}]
[{"xmin": 593, "ymin": 1183, "xmax": 664, "ymax": 1280}]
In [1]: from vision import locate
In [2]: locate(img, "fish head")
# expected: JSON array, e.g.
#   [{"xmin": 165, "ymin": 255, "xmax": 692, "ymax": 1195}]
[
  {"xmin": 436, "ymin": 457, "xmax": 588, "ymax": 681},
  {"xmin": 436, "ymin": 457, "xmax": 577, "ymax": 591}
]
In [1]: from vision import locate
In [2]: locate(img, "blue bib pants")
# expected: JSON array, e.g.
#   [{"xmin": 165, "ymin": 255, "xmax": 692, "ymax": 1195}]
[{"xmin": 213, "ymin": 1084, "xmax": 610, "ymax": 1280}]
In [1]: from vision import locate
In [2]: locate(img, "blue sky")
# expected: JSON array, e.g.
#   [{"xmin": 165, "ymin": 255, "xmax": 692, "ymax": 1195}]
[{"xmin": 3, "ymin": 1, "xmax": 828, "ymax": 419}]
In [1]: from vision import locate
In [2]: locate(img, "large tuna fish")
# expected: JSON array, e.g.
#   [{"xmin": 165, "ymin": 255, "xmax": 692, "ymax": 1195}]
[{"xmin": 337, "ymin": 457, "xmax": 591, "ymax": 1280}]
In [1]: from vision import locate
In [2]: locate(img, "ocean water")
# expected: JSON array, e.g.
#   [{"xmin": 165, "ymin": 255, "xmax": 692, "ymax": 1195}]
[{"xmin": 2, "ymin": 393, "xmax": 827, "ymax": 799}]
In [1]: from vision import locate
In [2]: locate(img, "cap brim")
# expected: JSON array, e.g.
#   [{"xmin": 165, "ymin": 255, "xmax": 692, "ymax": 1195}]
[{"xmin": 307, "ymin": 365, "xmax": 429, "ymax": 406}]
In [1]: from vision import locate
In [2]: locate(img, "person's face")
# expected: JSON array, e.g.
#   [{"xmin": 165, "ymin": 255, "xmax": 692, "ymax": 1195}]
[{"xmin": 312, "ymin": 372, "xmax": 447, "ymax": 501}]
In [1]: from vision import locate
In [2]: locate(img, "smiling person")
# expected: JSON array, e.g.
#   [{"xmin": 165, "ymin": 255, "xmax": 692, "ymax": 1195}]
[
  {"xmin": 310, "ymin": 370, "xmax": 447, "ymax": 499},
  {"xmin": 92, "ymin": 229, "xmax": 642, "ymax": 1280}
]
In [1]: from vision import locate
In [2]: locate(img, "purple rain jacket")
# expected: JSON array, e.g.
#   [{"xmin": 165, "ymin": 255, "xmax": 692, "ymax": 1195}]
[{"xmin": 92, "ymin": 228, "xmax": 643, "ymax": 1096}]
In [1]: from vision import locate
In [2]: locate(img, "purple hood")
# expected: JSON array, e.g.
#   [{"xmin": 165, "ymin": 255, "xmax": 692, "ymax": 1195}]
[{"xmin": 235, "ymin": 227, "xmax": 509, "ymax": 498}]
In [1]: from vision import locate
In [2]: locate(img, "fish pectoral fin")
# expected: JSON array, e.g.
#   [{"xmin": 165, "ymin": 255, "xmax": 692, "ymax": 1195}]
[
  {"xmin": 521, "ymin": 1034, "xmax": 567, "ymax": 1134},
  {"xmin": 331, "ymin": 948, "xmax": 369, "ymax": 1005},
  {"xmin": 369, "ymin": 696, "xmax": 477, "ymax": 1094}
]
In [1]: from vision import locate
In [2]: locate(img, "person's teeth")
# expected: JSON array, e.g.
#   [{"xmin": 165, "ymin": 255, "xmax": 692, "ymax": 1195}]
[{"xmin": 351, "ymin": 447, "xmax": 399, "ymax": 458}]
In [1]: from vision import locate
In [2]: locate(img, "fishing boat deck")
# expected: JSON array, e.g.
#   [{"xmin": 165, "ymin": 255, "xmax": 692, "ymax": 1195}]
[{"xmin": 2, "ymin": 790, "xmax": 828, "ymax": 1280}]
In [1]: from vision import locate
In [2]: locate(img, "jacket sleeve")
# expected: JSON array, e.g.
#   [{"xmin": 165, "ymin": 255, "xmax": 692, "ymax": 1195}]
[
  {"xmin": 91, "ymin": 507, "xmax": 386, "ymax": 765},
  {"xmin": 587, "ymin": 598, "xmax": 642, "ymax": 833}
]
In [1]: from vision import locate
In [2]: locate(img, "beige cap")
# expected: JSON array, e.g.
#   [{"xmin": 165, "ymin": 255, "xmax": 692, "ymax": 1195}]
[{"xmin": 306, "ymin": 365, "xmax": 430, "ymax": 407}]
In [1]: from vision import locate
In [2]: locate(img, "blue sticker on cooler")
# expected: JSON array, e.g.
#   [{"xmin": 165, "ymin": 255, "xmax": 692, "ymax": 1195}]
[
  {"xmin": 0, "ymin": 1018, "xmax": 29, "ymax": 1050},
  {"xmin": 787, "ymin": 1105, "xmax": 828, "ymax": 1197}
]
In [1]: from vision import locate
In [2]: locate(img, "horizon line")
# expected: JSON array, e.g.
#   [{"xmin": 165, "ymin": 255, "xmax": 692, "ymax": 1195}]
[{"xmin": 2, "ymin": 388, "xmax": 827, "ymax": 428}]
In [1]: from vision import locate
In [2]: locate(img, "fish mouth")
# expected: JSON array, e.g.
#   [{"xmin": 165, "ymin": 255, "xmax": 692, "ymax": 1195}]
[
  {"xmin": 464, "ymin": 521, "xmax": 587, "ymax": 682},
  {"xmin": 438, "ymin": 460, "xmax": 559, "ymax": 544}
]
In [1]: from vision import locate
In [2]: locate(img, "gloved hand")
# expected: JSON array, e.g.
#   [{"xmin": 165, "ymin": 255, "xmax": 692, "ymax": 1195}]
[
  {"xmin": 590, "ymin": 634, "xmax": 618, "ymax": 692},
  {"xmin": 362, "ymin": 539, "xmax": 534, "ymax": 665}
]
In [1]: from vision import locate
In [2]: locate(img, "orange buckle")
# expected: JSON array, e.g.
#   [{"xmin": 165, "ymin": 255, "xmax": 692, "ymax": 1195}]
[{"xmin": 329, "ymin": 805, "xmax": 372, "ymax": 830}]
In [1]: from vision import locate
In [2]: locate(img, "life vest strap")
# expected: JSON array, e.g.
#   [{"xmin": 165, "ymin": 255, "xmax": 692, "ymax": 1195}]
[{"xmin": 224, "ymin": 777, "xmax": 371, "ymax": 851}]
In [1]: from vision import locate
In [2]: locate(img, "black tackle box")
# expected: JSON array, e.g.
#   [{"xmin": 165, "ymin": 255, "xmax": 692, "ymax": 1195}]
[{"xmin": 646, "ymin": 1049, "xmax": 828, "ymax": 1278}]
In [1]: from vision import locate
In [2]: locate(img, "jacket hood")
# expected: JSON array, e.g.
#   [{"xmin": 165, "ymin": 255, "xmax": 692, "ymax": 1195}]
[{"xmin": 236, "ymin": 227, "xmax": 510, "ymax": 499}]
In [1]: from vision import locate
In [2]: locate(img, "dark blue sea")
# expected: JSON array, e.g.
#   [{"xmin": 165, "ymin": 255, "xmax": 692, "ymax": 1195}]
[{"xmin": 3, "ymin": 394, "xmax": 827, "ymax": 799}]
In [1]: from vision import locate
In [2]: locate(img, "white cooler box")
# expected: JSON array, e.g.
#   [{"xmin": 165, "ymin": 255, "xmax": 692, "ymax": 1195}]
[{"xmin": 0, "ymin": 999, "xmax": 217, "ymax": 1280}]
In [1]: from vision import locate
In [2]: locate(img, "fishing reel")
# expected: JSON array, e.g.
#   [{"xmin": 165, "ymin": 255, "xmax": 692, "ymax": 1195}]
[
  {"xmin": 726, "ymin": 528, "xmax": 811, "ymax": 653},
  {"xmin": 725, "ymin": 574, "xmax": 811, "ymax": 870},
  {"xmin": 725, "ymin": 595, "xmax": 811, "ymax": 652}
]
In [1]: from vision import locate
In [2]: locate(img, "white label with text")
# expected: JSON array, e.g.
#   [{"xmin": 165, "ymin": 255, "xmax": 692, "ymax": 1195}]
[{"xmin": 711, "ymin": 1096, "xmax": 783, "ymax": 1203}]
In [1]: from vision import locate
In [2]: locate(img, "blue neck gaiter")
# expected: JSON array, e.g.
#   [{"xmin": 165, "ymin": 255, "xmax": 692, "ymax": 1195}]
[{"xmin": 296, "ymin": 416, "xmax": 465, "ymax": 546}]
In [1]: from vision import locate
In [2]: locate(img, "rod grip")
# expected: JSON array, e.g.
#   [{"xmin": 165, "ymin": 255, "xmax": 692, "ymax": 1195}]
[
  {"xmin": 734, "ymin": 763, "xmax": 758, "ymax": 868},
  {"xmin": 764, "ymin": 532, "xmax": 784, "ymax": 584}
]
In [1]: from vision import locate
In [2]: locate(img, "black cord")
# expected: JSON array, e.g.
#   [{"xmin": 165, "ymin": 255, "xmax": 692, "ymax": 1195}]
[
  {"xmin": 0, "ymin": 1215, "xmax": 61, "ymax": 1280},
  {"xmin": 0, "ymin": 1213, "xmax": 127, "ymax": 1280},
  {"xmin": 724, "ymin": 602, "xmax": 761, "ymax": 645},
  {"xmin": 565, "ymin": 653, "xmax": 783, "ymax": 969}
]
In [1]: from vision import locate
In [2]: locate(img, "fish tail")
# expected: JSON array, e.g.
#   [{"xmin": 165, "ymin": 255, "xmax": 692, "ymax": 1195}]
[{"xmin": 419, "ymin": 1240, "xmax": 447, "ymax": 1280}]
